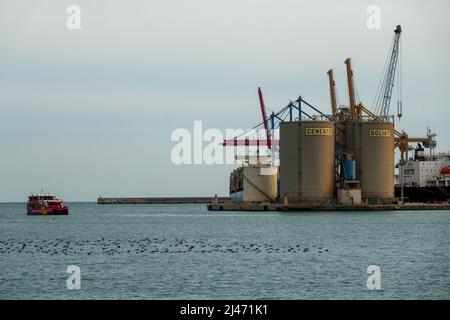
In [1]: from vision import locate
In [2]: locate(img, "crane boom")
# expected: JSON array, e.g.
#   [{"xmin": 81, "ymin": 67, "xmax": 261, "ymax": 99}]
[
  {"xmin": 327, "ymin": 69, "xmax": 337, "ymax": 116},
  {"xmin": 258, "ymin": 87, "xmax": 271, "ymax": 150},
  {"xmin": 379, "ymin": 25, "xmax": 402, "ymax": 117},
  {"xmin": 344, "ymin": 58, "xmax": 357, "ymax": 118}
]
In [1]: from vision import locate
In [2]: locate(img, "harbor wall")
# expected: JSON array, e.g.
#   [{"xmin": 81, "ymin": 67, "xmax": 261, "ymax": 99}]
[{"xmin": 97, "ymin": 197, "xmax": 230, "ymax": 204}]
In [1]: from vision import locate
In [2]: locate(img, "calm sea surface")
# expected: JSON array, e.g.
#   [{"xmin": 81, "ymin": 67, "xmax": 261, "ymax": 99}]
[{"xmin": 0, "ymin": 202, "xmax": 449, "ymax": 299}]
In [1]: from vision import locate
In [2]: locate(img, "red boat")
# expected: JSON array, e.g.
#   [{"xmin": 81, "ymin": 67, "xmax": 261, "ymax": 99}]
[{"xmin": 27, "ymin": 193, "xmax": 69, "ymax": 215}]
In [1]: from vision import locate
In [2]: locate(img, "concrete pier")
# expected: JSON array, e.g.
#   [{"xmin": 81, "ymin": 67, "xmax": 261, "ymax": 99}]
[{"xmin": 207, "ymin": 202, "xmax": 450, "ymax": 212}]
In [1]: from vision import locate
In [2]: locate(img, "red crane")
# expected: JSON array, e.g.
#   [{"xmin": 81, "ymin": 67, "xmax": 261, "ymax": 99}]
[
  {"xmin": 258, "ymin": 87, "xmax": 272, "ymax": 150},
  {"xmin": 222, "ymin": 87, "xmax": 278, "ymax": 147}
]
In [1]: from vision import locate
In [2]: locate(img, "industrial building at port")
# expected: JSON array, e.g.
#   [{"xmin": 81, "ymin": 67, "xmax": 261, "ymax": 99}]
[
  {"xmin": 224, "ymin": 25, "xmax": 437, "ymax": 208},
  {"xmin": 228, "ymin": 97, "xmax": 396, "ymax": 206}
]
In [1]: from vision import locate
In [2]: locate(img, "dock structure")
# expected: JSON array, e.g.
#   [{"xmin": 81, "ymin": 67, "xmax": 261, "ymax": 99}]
[
  {"xmin": 207, "ymin": 202, "xmax": 450, "ymax": 212},
  {"xmin": 97, "ymin": 196, "xmax": 230, "ymax": 205}
]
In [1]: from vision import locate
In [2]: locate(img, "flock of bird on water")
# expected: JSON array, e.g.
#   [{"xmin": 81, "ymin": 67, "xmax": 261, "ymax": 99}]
[{"xmin": 0, "ymin": 238, "xmax": 329, "ymax": 256}]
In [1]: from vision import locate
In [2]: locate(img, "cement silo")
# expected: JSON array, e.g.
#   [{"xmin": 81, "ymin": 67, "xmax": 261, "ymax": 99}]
[
  {"xmin": 279, "ymin": 121, "xmax": 335, "ymax": 203},
  {"xmin": 349, "ymin": 121, "xmax": 395, "ymax": 200}
]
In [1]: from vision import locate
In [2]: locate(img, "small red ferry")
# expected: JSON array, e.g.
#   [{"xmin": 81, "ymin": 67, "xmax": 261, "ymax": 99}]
[{"xmin": 27, "ymin": 193, "xmax": 69, "ymax": 215}]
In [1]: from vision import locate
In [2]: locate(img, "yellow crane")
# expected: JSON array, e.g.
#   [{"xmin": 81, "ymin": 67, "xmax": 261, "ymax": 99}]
[
  {"xmin": 327, "ymin": 69, "xmax": 337, "ymax": 117},
  {"xmin": 344, "ymin": 58, "xmax": 358, "ymax": 119}
]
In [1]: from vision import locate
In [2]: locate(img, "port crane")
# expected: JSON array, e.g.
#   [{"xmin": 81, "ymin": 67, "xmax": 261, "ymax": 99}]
[
  {"xmin": 327, "ymin": 69, "xmax": 337, "ymax": 117},
  {"xmin": 223, "ymin": 25, "xmax": 435, "ymax": 166},
  {"xmin": 373, "ymin": 25, "xmax": 403, "ymax": 118},
  {"xmin": 258, "ymin": 87, "xmax": 272, "ymax": 150}
]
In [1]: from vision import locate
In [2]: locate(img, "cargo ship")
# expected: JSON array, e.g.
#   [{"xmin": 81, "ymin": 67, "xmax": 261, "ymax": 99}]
[
  {"xmin": 229, "ymin": 153, "xmax": 279, "ymax": 204},
  {"xmin": 395, "ymin": 145, "xmax": 450, "ymax": 203},
  {"xmin": 229, "ymin": 165, "xmax": 279, "ymax": 203},
  {"xmin": 27, "ymin": 193, "xmax": 69, "ymax": 215}
]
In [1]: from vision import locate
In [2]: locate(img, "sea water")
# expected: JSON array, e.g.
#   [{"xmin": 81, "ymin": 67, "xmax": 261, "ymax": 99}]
[{"xmin": 0, "ymin": 202, "xmax": 449, "ymax": 299}]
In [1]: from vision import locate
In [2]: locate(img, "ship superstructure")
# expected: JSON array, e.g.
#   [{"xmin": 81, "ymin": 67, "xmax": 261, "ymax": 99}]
[
  {"xmin": 395, "ymin": 145, "xmax": 450, "ymax": 202},
  {"xmin": 401, "ymin": 151, "xmax": 450, "ymax": 188}
]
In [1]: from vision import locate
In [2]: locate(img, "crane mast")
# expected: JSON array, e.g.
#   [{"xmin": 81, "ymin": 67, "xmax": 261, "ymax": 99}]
[
  {"xmin": 378, "ymin": 25, "xmax": 402, "ymax": 117},
  {"xmin": 327, "ymin": 69, "xmax": 337, "ymax": 116},
  {"xmin": 344, "ymin": 58, "xmax": 357, "ymax": 119}
]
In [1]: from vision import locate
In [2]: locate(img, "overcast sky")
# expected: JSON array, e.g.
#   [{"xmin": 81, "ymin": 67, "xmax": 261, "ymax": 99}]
[{"xmin": 0, "ymin": 0, "xmax": 449, "ymax": 202}]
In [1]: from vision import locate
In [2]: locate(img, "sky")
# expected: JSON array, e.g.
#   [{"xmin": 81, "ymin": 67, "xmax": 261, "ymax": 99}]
[{"xmin": 0, "ymin": 0, "xmax": 449, "ymax": 202}]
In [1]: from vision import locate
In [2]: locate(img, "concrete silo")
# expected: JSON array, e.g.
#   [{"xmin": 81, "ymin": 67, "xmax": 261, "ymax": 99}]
[
  {"xmin": 345, "ymin": 121, "xmax": 394, "ymax": 200},
  {"xmin": 279, "ymin": 121, "xmax": 335, "ymax": 204}
]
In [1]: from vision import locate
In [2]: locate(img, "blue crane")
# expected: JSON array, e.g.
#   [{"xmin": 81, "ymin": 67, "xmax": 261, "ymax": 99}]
[{"xmin": 373, "ymin": 25, "xmax": 402, "ymax": 118}]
